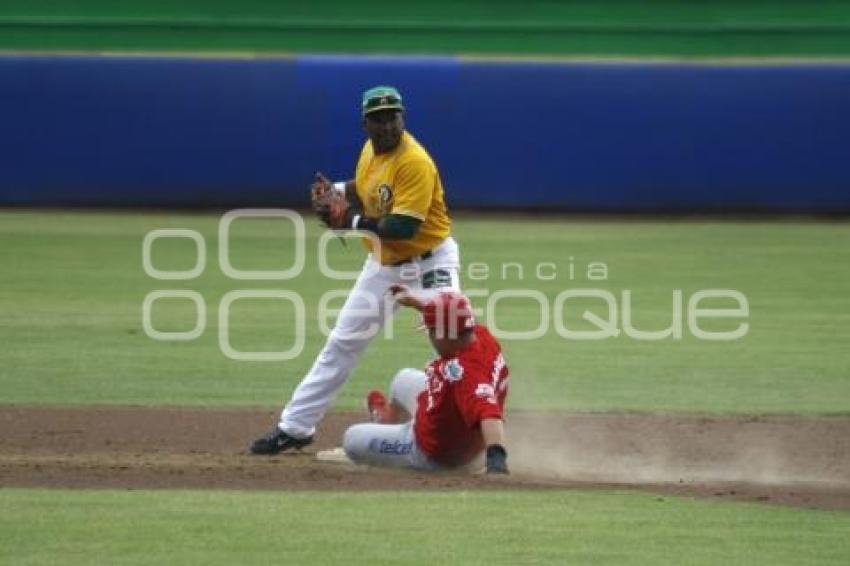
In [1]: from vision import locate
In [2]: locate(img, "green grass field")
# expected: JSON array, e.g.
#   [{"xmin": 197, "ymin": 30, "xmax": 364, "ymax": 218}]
[
  {"xmin": 1, "ymin": 210, "xmax": 848, "ymax": 564},
  {"xmin": 2, "ymin": 489, "xmax": 848, "ymax": 566},
  {"xmin": 1, "ymin": 210, "xmax": 848, "ymax": 413}
]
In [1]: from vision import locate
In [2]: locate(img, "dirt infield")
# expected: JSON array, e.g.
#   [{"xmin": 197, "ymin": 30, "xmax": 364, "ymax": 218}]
[{"xmin": 1, "ymin": 406, "xmax": 848, "ymax": 511}]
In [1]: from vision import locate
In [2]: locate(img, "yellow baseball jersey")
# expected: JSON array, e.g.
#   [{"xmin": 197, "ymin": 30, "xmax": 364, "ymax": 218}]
[{"xmin": 354, "ymin": 131, "xmax": 452, "ymax": 265}]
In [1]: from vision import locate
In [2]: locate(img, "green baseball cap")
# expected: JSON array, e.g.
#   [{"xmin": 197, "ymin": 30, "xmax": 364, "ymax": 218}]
[{"xmin": 361, "ymin": 85, "xmax": 404, "ymax": 116}]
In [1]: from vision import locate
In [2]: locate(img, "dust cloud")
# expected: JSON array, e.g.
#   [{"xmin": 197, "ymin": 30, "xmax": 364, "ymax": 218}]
[{"xmin": 505, "ymin": 413, "xmax": 850, "ymax": 489}]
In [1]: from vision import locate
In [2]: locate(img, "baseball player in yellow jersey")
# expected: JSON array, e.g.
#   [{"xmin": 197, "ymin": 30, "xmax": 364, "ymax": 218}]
[{"xmin": 251, "ymin": 86, "xmax": 462, "ymax": 454}]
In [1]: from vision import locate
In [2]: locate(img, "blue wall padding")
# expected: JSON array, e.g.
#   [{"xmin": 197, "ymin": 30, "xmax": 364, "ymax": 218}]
[{"xmin": 1, "ymin": 54, "xmax": 848, "ymax": 211}]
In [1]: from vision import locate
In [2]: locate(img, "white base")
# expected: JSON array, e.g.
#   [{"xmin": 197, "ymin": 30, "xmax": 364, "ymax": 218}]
[{"xmin": 315, "ymin": 447, "xmax": 353, "ymax": 464}]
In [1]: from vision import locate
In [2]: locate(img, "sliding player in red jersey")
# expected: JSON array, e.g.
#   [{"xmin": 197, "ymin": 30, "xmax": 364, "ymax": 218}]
[{"xmin": 342, "ymin": 285, "xmax": 510, "ymax": 474}]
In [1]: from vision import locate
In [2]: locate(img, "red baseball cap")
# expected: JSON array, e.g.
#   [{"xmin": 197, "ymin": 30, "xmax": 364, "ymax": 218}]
[{"xmin": 420, "ymin": 291, "xmax": 475, "ymax": 338}]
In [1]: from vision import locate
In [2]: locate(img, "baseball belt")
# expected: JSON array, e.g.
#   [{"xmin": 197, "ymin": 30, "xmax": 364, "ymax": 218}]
[{"xmin": 391, "ymin": 250, "xmax": 433, "ymax": 267}]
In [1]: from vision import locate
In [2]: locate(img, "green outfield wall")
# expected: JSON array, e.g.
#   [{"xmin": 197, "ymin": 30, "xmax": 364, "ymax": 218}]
[{"xmin": 2, "ymin": 1, "xmax": 850, "ymax": 56}]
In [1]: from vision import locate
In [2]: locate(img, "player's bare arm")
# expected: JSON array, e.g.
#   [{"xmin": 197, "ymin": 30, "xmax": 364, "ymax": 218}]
[
  {"xmin": 481, "ymin": 418, "xmax": 506, "ymax": 447},
  {"xmin": 387, "ymin": 284, "xmax": 425, "ymax": 310}
]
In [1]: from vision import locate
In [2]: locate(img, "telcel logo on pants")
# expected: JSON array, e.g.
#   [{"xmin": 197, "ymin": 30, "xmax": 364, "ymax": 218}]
[{"xmin": 369, "ymin": 439, "xmax": 412, "ymax": 455}]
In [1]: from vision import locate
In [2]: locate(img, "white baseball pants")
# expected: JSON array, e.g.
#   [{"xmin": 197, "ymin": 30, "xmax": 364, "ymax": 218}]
[
  {"xmin": 342, "ymin": 368, "xmax": 438, "ymax": 470},
  {"xmin": 278, "ymin": 237, "xmax": 460, "ymax": 438}
]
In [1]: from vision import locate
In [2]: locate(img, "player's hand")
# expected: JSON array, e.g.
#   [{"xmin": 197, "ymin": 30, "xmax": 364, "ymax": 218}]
[
  {"xmin": 388, "ymin": 285, "xmax": 423, "ymax": 310},
  {"xmin": 484, "ymin": 444, "xmax": 509, "ymax": 475},
  {"xmin": 317, "ymin": 192, "xmax": 350, "ymax": 229},
  {"xmin": 310, "ymin": 172, "xmax": 352, "ymax": 229},
  {"xmin": 310, "ymin": 172, "xmax": 332, "ymax": 211}
]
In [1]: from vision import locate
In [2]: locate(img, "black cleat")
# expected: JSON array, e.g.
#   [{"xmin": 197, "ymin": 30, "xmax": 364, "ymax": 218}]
[{"xmin": 250, "ymin": 428, "xmax": 313, "ymax": 455}]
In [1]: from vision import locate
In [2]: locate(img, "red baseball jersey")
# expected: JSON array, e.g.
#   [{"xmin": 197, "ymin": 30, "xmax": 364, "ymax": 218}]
[{"xmin": 414, "ymin": 325, "xmax": 509, "ymax": 467}]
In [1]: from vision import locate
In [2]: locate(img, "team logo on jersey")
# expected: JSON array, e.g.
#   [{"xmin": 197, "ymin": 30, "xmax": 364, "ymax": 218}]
[
  {"xmin": 377, "ymin": 184, "xmax": 393, "ymax": 214},
  {"xmin": 443, "ymin": 358, "xmax": 464, "ymax": 382}
]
